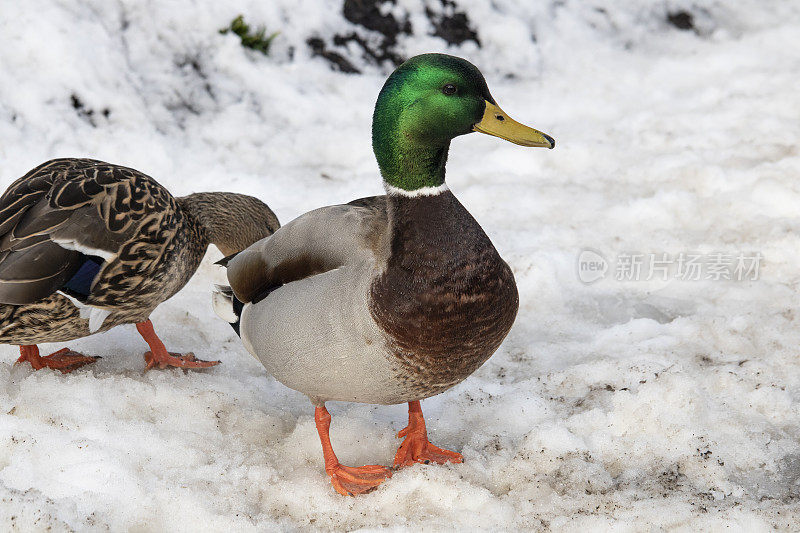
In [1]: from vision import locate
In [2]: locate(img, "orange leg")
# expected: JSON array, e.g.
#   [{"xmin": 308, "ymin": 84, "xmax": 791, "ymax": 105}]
[
  {"xmin": 135, "ymin": 319, "xmax": 219, "ymax": 371},
  {"xmin": 16, "ymin": 345, "xmax": 98, "ymax": 373},
  {"xmin": 314, "ymin": 405, "xmax": 392, "ymax": 496},
  {"xmin": 393, "ymin": 400, "xmax": 463, "ymax": 468}
]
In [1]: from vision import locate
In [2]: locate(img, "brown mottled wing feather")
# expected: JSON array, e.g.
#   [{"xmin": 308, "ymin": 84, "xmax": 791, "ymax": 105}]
[
  {"xmin": 227, "ymin": 195, "xmax": 388, "ymax": 303},
  {"xmin": 0, "ymin": 158, "xmax": 173, "ymax": 305}
]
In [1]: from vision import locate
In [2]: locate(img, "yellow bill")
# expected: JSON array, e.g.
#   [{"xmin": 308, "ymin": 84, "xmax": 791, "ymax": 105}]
[{"xmin": 473, "ymin": 101, "xmax": 554, "ymax": 149}]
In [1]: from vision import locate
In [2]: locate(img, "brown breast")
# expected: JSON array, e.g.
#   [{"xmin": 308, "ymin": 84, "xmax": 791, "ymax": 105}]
[{"xmin": 369, "ymin": 190, "xmax": 519, "ymax": 399}]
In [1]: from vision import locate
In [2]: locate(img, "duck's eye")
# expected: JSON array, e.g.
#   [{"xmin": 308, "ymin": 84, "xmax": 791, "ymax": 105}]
[{"xmin": 442, "ymin": 83, "xmax": 457, "ymax": 96}]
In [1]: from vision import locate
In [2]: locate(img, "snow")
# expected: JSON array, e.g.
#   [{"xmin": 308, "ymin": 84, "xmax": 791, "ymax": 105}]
[{"xmin": 1, "ymin": 0, "xmax": 800, "ymax": 530}]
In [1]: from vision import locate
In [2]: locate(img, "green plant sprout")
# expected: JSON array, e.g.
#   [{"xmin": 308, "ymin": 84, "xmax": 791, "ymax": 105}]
[{"xmin": 220, "ymin": 15, "xmax": 279, "ymax": 56}]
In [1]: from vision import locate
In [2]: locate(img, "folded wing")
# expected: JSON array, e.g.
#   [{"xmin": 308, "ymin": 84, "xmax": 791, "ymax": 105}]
[
  {"xmin": 0, "ymin": 159, "xmax": 171, "ymax": 304},
  {"xmin": 226, "ymin": 195, "xmax": 388, "ymax": 303}
]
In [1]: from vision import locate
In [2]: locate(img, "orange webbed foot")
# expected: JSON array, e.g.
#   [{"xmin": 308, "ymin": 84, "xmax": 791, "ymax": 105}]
[
  {"xmin": 16, "ymin": 346, "xmax": 99, "ymax": 373},
  {"xmin": 136, "ymin": 319, "xmax": 219, "ymax": 371},
  {"xmin": 143, "ymin": 351, "xmax": 220, "ymax": 371},
  {"xmin": 327, "ymin": 463, "xmax": 393, "ymax": 496},
  {"xmin": 393, "ymin": 401, "xmax": 463, "ymax": 468},
  {"xmin": 315, "ymin": 405, "xmax": 392, "ymax": 496}
]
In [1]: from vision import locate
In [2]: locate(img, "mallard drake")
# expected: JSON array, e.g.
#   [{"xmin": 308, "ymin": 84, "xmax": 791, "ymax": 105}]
[
  {"xmin": 0, "ymin": 158, "xmax": 279, "ymax": 372},
  {"xmin": 213, "ymin": 53, "xmax": 554, "ymax": 495}
]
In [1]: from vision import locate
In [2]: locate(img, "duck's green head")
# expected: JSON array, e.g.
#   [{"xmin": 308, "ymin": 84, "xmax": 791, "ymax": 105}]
[{"xmin": 372, "ymin": 53, "xmax": 554, "ymax": 193}]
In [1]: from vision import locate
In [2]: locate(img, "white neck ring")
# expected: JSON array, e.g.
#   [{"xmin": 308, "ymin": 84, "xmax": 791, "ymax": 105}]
[{"xmin": 384, "ymin": 182, "xmax": 449, "ymax": 198}]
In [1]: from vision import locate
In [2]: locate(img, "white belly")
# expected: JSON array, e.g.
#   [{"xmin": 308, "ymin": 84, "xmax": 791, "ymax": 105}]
[{"xmin": 239, "ymin": 264, "xmax": 407, "ymax": 405}]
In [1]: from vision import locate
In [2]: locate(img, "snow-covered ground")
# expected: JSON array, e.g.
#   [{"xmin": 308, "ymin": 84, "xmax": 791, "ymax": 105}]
[{"xmin": 1, "ymin": 0, "xmax": 800, "ymax": 530}]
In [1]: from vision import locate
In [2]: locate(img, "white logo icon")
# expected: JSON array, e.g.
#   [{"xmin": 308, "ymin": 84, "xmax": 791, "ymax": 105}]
[{"xmin": 577, "ymin": 249, "xmax": 608, "ymax": 284}]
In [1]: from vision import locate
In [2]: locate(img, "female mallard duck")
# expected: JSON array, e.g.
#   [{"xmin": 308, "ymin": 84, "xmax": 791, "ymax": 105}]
[
  {"xmin": 213, "ymin": 53, "xmax": 553, "ymax": 495},
  {"xmin": 0, "ymin": 158, "xmax": 279, "ymax": 372}
]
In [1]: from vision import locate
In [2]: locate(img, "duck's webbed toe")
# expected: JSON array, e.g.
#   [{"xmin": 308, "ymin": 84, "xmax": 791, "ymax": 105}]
[
  {"xmin": 142, "ymin": 350, "xmax": 220, "ymax": 371},
  {"xmin": 16, "ymin": 346, "xmax": 99, "ymax": 373},
  {"xmin": 393, "ymin": 401, "xmax": 463, "ymax": 468},
  {"xmin": 314, "ymin": 404, "xmax": 392, "ymax": 496},
  {"xmin": 136, "ymin": 319, "xmax": 220, "ymax": 371},
  {"xmin": 327, "ymin": 463, "xmax": 392, "ymax": 496}
]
